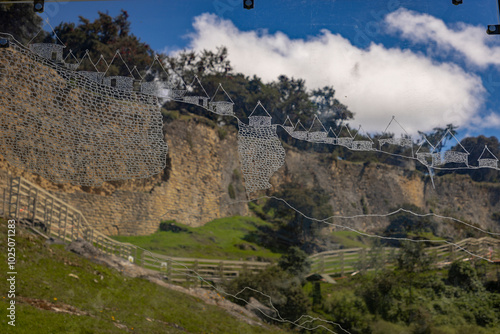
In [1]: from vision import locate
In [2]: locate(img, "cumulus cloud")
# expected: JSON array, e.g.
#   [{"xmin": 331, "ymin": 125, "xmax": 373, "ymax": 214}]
[
  {"xmin": 386, "ymin": 8, "xmax": 500, "ymax": 68},
  {"xmin": 182, "ymin": 13, "xmax": 487, "ymax": 135},
  {"xmin": 483, "ymin": 112, "xmax": 500, "ymax": 127}
]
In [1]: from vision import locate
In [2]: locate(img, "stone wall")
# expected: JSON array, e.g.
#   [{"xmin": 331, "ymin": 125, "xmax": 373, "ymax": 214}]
[{"xmin": 0, "ymin": 118, "xmax": 248, "ymax": 236}]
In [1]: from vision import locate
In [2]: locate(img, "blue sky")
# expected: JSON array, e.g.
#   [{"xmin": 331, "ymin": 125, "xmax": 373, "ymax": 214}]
[{"xmin": 36, "ymin": 0, "xmax": 500, "ymax": 141}]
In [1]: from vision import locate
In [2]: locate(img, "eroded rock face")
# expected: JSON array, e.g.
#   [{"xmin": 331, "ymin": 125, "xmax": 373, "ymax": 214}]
[
  {"xmin": 1, "ymin": 114, "xmax": 500, "ymax": 236},
  {"xmin": 0, "ymin": 118, "xmax": 248, "ymax": 235}
]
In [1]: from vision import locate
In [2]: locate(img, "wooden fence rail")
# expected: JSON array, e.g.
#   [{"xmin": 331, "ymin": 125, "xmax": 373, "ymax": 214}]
[
  {"xmin": 1, "ymin": 176, "xmax": 271, "ymax": 283},
  {"xmin": 309, "ymin": 237, "xmax": 500, "ymax": 277},
  {"xmin": 141, "ymin": 252, "xmax": 270, "ymax": 283},
  {"xmin": 3, "ymin": 176, "xmax": 500, "ymax": 283}
]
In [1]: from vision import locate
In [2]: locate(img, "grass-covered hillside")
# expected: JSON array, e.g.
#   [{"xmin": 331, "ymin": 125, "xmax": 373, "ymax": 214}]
[
  {"xmin": 0, "ymin": 219, "xmax": 288, "ymax": 334},
  {"xmin": 112, "ymin": 216, "xmax": 283, "ymax": 261}
]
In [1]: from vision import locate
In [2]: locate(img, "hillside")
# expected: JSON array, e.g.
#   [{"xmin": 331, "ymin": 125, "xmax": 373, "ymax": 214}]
[{"xmin": 0, "ymin": 219, "xmax": 287, "ymax": 334}]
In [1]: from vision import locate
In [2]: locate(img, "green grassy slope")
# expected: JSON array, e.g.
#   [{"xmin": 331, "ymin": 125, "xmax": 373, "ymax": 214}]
[
  {"xmin": 0, "ymin": 219, "xmax": 287, "ymax": 334},
  {"xmin": 112, "ymin": 216, "xmax": 283, "ymax": 261}
]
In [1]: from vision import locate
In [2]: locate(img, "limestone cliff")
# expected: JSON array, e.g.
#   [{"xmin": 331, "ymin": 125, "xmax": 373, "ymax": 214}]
[
  {"xmin": 0, "ymin": 117, "xmax": 248, "ymax": 235},
  {"xmin": 1, "ymin": 118, "xmax": 500, "ymax": 236}
]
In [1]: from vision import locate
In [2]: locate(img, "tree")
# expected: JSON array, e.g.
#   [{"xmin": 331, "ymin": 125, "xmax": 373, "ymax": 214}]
[
  {"xmin": 278, "ymin": 246, "xmax": 312, "ymax": 282},
  {"xmin": 383, "ymin": 204, "xmax": 437, "ymax": 246},
  {"xmin": 396, "ymin": 241, "xmax": 432, "ymax": 273},
  {"xmin": 271, "ymin": 75, "xmax": 317, "ymax": 126},
  {"xmin": 46, "ymin": 10, "xmax": 155, "ymax": 77},
  {"xmin": 311, "ymin": 86, "xmax": 353, "ymax": 127},
  {"xmin": 0, "ymin": 3, "xmax": 45, "ymax": 43},
  {"xmin": 224, "ymin": 265, "xmax": 310, "ymax": 323},
  {"xmin": 418, "ymin": 123, "xmax": 458, "ymax": 152},
  {"xmin": 164, "ymin": 46, "xmax": 232, "ymax": 81},
  {"xmin": 266, "ymin": 183, "xmax": 333, "ymax": 248},
  {"xmin": 440, "ymin": 135, "xmax": 500, "ymax": 182}
]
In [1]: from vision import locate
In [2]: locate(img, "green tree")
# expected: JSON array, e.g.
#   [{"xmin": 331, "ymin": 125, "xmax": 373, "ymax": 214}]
[
  {"xmin": 0, "ymin": 3, "xmax": 45, "ymax": 43},
  {"xmin": 46, "ymin": 10, "xmax": 155, "ymax": 76},
  {"xmin": 266, "ymin": 183, "xmax": 333, "ymax": 248},
  {"xmin": 278, "ymin": 246, "xmax": 312, "ymax": 282},
  {"xmin": 311, "ymin": 86, "xmax": 353, "ymax": 127},
  {"xmin": 224, "ymin": 265, "xmax": 310, "ymax": 324},
  {"xmin": 397, "ymin": 241, "xmax": 432, "ymax": 274},
  {"xmin": 418, "ymin": 123, "xmax": 458, "ymax": 152},
  {"xmin": 383, "ymin": 204, "xmax": 437, "ymax": 246},
  {"xmin": 270, "ymin": 75, "xmax": 317, "ymax": 126},
  {"xmin": 440, "ymin": 135, "xmax": 500, "ymax": 182}
]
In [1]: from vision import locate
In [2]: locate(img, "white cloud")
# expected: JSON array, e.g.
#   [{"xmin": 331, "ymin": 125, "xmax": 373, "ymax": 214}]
[
  {"xmin": 483, "ymin": 112, "xmax": 500, "ymax": 127},
  {"xmin": 385, "ymin": 8, "xmax": 500, "ymax": 68},
  {"xmin": 182, "ymin": 13, "xmax": 487, "ymax": 136}
]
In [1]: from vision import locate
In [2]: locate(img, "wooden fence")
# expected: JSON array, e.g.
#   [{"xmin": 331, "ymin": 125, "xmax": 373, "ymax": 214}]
[
  {"xmin": 141, "ymin": 251, "xmax": 270, "ymax": 283},
  {"xmin": 310, "ymin": 237, "xmax": 500, "ymax": 277},
  {"xmin": 1, "ymin": 176, "xmax": 271, "ymax": 283},
  {"xmin": 3, "ymin": 176, "xmax": 137, "ymax": 259},
  {"xmin": 3, "ymin": 176, "xmax": 500, "ymax": 284}
]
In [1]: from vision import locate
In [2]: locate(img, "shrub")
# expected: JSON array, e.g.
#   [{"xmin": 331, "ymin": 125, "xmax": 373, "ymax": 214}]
[
  {"xmin": 162, "ymin": 109, "xmax": 179, "ymax": 122},
  {"xmin": 158, "ymin": 220, "xmax": 188, "ymax": 233},
  {"xmin": 447, "ymin": 261, "xmax": 484, "ymax": 292},
  {"xmin": 397, "ymin": 241, "xmax": 432, "ymax": 273},
  {"xmin": 224, "ymin": 265, "xmax": 310, "ymax": 324},
  {"xmin": 278, "ymin": 246, "xmax": 311, "ymax": 282},
  {"xmin": 322, "ymin": 290, "xmax": 371, "ymax": 333},
  {"xmin": 227, "ymin": 183, "xmax": 236, "ymax": 199},
  {"xmin": 217, "ymin": 127, "xmax": 228, "ymax": 140}
]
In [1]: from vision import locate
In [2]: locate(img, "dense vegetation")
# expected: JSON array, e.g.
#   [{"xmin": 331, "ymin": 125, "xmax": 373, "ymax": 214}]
[{"xmin": 225, "ymin": 242, "xmax": 500, "ymax": 333}]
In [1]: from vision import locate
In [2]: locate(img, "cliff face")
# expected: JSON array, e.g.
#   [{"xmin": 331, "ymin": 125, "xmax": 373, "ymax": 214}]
[
  {"xmin": 271, "ymin": 148, "xmax": 500, "ymax": 234},
  {"xmin": 0, "ymin": 118, "xmax": 248, "ymax": 235},
  {"xmin": 1, "ymin": 118, "xmax": 500, "ymax": 236}
]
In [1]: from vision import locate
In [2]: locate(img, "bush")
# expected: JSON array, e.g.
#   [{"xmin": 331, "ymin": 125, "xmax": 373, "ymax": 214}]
[
  {"xmin": 227, "ymin": 183, "xmax": 236, "ymax": 199},
  {"xmin": 322, "ymin": 290, "xmax": 372, "ymax": 333},
  {"xmin": 358, "ymin": 271, "xmax": 400, "ymax": 320},
  {"xmin": 448, "ymin": 261, "xmax": 484, "ymax": 292},
  {"xmin": 162, "ymin": 109, "xmax": 179, "ymax": 122},
  {"xmin": 158, "ymin": 220, "xmax": 188, "ymax": 233},
  {"xmin": 217, "ymin": 127, "xmax": 228, "ymax": 140},
  {"xmin": 224, "ymin": 265, "xmax": 310, "ymax": 324},
  {"xmin": 383, "ymin": 204, "xmax": 437, "ymax": 246},
  {"xmin": 278, "ymin": 246, "xmax": 311, "ymax": 282},
  {"xmin": 397, "ymin": 241, "xmax": 432, "ymax": 273}
]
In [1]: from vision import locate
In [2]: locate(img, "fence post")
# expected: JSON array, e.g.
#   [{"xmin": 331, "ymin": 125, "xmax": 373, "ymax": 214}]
[
  {"xmin": 32, "ymin": 189, "xmax": 38, "ymax": 222},
  {"xmin": 449, "ymin": 245, "xmax": 455, "ymax": 262},
  {"xmin": 70, "ymin": 214, "xmax": 74, "ymax": 241},
  {"xmin": 167, "ymin": 258, "xmax": 172, "ymax": 280},
  {"xmin": 219, "ymin": 261, "xmax": 224, "ymax": 281},
  {"xmin": 340, "ymin": 252, "xmax": 345, "ymax": 277},
  {"xmin": 62, "ymin": 207, "xmax": 68, "ymax": 243},
  {"xmin": 15, "ymin": 178, "xmax": 21, "ymax": 220},
  {"xmin": 26, "ymin": 184, "xmax": 31, "ymax": 221},
  {"xmin": 319, "ymin": 255, "xmax": 325, "ymax": 274},
  {"xmin": 47, "ymin": 198, "xmax": 54, "ymax": 236},
  {"xmin": 361, "ymin": 248, "xmax": 367, "ymax": 274},
  {"xmin": 57, "ymin": 204, "xmax": 63, "ymax": 239}
]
